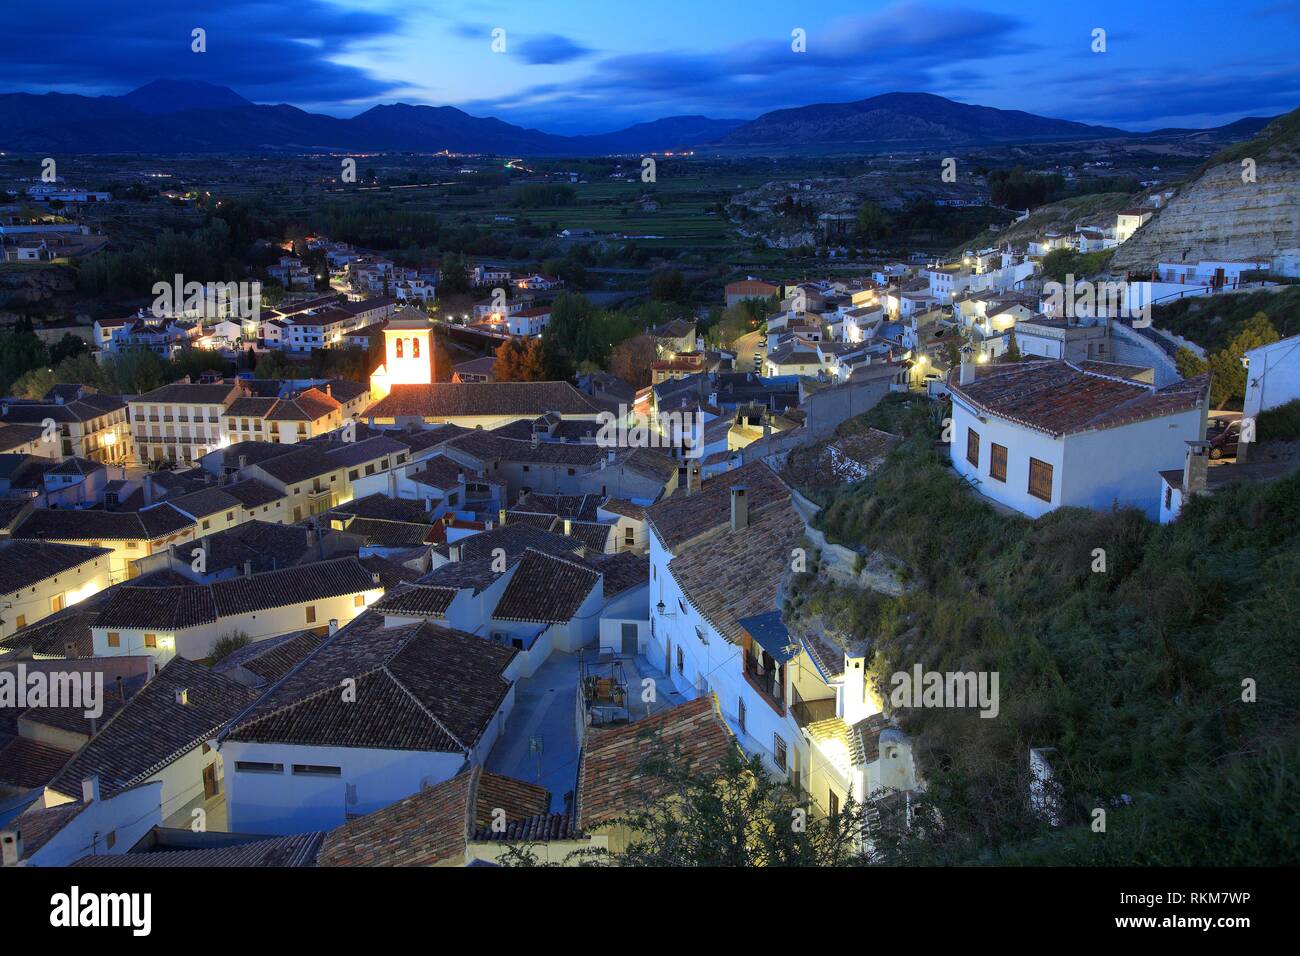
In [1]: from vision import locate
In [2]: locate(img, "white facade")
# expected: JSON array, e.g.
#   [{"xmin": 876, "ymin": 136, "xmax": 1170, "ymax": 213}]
[
  {"xmin": 1242, "ymin": 334, "xmax": 1300, "ymax": 421},
  {"xmin": 949, "ymin": 392, "xmax": 1205, "ymax": 520}
]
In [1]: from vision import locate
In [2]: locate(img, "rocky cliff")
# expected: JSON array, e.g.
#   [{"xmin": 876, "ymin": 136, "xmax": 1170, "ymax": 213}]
[{"xmin": 1112, "ymin": 108, "xmax": 1300, "ymax": 269}]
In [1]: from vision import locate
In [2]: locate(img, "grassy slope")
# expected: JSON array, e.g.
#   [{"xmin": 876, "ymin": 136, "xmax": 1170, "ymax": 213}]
[
  {"xmin": 791, "ymin": 394, "xmax": 1299, "ymax": 865},
  {"xmin": 950, "ymin": 192, "xmax": 1133, "ymax": 257},
  {"xmin": 1152, "ymin": 285, "xmax": 1300, "ymax": 353}
]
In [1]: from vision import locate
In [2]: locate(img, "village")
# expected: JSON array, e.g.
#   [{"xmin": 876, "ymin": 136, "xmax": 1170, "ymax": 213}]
[{"xmin": 2, "ymin": 154, "xmax": 1297, "ymax": 868}]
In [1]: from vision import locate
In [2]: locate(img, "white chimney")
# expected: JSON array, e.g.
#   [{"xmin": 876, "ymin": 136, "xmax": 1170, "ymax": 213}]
[
  {"xmin": 175, "ymin": 688, "xmax": 188, "ymax": 706},
  {"xmin": 238, "ymin": 454, "xmax": 247, "ymax": 470},
  {"xmin": 498, "ymin": 508, "xmax": 507, "ymax": 526},
  {"xmin": 82, "ymin": 775, "xmax": 101, "ymax": 803},
  {"xmin": 730, "ymin": 485, "xmax": 749, "ymax": 532},
  {"xmin": 328, "ymin": 619, "xmax": 339, "ymax": 635},
  {"xmin": 448, "ymin": 544, "xmax": 461, "ymax": 563},
  {"xmin": 0, "ymin": 829, "xmax": 21, "ymax": 866},
  {"xmin": 959, "ymin": 346, "xmax": 976, "ymax": 386},
  {"xmin": 563, "ymin": 518, "xmax": 573, "ymax": 537},
  {"xmin": 146, "ymin": 657, "xmax": 156, "ymax": 681}
]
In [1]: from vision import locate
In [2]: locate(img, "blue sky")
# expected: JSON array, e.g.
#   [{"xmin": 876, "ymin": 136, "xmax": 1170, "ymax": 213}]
[{"xmin": 1, "ymin": 0, "xmax": 1297, "ymax": 133}]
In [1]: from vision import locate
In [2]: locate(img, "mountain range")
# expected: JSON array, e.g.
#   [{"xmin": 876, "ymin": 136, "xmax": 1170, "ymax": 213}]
[{"xmin": 0, "ymin": 80, "xmax": 1274, "ymax": 155}]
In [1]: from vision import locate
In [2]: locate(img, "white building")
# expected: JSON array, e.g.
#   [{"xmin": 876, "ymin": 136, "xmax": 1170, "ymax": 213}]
[
  {"xmin": 947, "ymin": 356, "xmax": 1209, "ymax": 520},
  {"xmin": 219, "ymin": 613, "xmax": 520, "ymax": 834}
]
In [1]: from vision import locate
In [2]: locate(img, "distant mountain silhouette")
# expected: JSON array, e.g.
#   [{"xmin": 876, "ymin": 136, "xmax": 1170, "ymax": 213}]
[{"xmin": 0, "ymin": 81, "xmax": 1270, "ymax": 155}]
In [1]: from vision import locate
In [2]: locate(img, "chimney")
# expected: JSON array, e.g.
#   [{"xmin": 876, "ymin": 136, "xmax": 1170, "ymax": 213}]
[
  {"xmin": 498, "ymin": 508, "xmax": 507, "ymax": 526},
  {"xmin": 142, "ymin": 473, "xmax": 154, "ymax": 506},
  {"xmin": 0, "ymin": 829, "xmax": 21, "ymax": 867},
  {"xmin": 146, "ymin": 657, "xmax": 156, "ymax": 681},
  {"xmin": 116, "ymin": 675, "xmax": 125, "ymax": 702},
  {"xmin": 1183, "ymin": 440, "xmax": 1210, "ymax": 497},
  {"xmin": 371, "ymin": 573, "xmax": 381, "ymax": 585},
  {"xmin": 328, "ymin": 619, "xmax": 339, "ymax": 635},
  {"xmin": 243, "ymin": 559, "xmax": 253, "ymax": 578},
  {"xmin": 531, "ymin": 432, "xmax": 539, "ymax": 449},
  {"xmin": 388, "ymin": 469, "xmax": 397, "ymax": 496},
  {"xmin": 730, "ymin": 485, "xmax": 749, "ymax": 532},
  {"xmin": 607, "ymin": 449, "xmax": 616, "ymax": 463},
  {"xmin": 82, "ymin": 775, "xmax": 101, "ymax": 803},
  {"xmin": 424, "ymin": 496, "xmax": 433, "ymax": 513},
  {"xmin": 238, "ymin": 454, "xmax": 247, "ymax": 471},
  {"xmin": 563, "ymin": 518, "xmax": 573, "ymax": 537},
  {"xmin": 325, "ymin": 384, "xmax": 332, "ymax": 398},
  {"xmin": 175, "ymin": 688, "xmax": 188, "ymax": 706},
  {"xmin": 448, "ymin": 544, "xmax": 461, "ymax": 563},
  {"xmin": 959, "ymin": 346, "xmax": 976, "ymax": 386}
]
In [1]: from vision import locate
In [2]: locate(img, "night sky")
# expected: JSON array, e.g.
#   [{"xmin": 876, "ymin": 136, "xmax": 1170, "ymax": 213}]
[{"xmin": 1, "ymin": 0, "xmax": 1297, "ymax": 133}]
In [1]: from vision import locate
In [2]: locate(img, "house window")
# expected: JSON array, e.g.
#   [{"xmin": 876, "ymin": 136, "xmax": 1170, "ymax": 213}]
[
  {"xmin": 676, "ymin": 646, "xmax": 684, "ymax": 674},
  {"xmin": 1164, "ymin": 485, "xmax": 1173, "ymax": 510},
  {"xmin": 292, "ymin": 764, "xmax": 342, "ymax": 777},
  {"xmin": 107, "ymin": 632, "xmax": 120, "ymax": 648},
  {"xmin": 144, "ymin": 633, "xmax": 157, "ymax": 648},
  {"xmin": 828, "ymin": 789, "xmax": 840, "ymax": 819},
  {"xmin": 774, "ymin": 734, "xmax": 788, "ymax": 771},
  {"xmin": 305, "ymin": 605, "xmax": 317, "ymax": 624},
  {"xmin": 235, "ymin": 761, "xmax": 284, "ymax": 774},
  {"xmin": 1028, "ymin": 457, "xmax": 1054, "ymax": 502},
  {"xmin": 412, "ymin": 338, "xmax": 420, "ymax": 359},
  {"xmin": 738, "ymin": 697, "xmax": 746, "ymax": 732},
  {"xmin": 202, "ymin": 520, "xmax": 210, "ymax": 530},
  {"xmin": 624, "ymin": 527, "xmax": 635, "ymax": 546},
  {"xmin": 354, "ymin": 594, "xmax": 364, "ymax": 607},
  {"xmin": 966, "ymin": 428, "xmax": 980, "ymax": 467},
  {"xmin": 990, "ymin": 443, "xmax": 1007, "ymax": 483},
  {"xmin": 395, "ymin": 338, "xmax": 403, "ymax": 358}
]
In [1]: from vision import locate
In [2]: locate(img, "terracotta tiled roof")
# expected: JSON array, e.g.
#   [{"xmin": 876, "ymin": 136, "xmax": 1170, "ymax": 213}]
[
  {"xmin": 598, "ymin": 497, "xmax": 646, "ymax": 520},
  {"xmin": 576, "ymin": 697, "xmax": 735, "ymax": 828},
  {"xmin": 668, "ymin": 499, "xmax": 803, "ymax": 645},
  {"xmin": 366, "ymin": 382, "xmax": 600, "ymax": 419},
  {"xmin": 0, "ymin": 736, "xmax": 75, "ymax": 790},
  {"xmin": 48, "ymin": 657, "xmax": 260, "ymax": 800},
  {"xmin": 15, "ymin": 506, "xmax": 193, "ymax": 543},
  {"xmin": 329, "ymin": 493, "xmax": 432, "ymax": 524},
  {"xmin": 74, "ymin": 832, "xmax": 325, "ymax": 867},
  {"xmin": 948, "ymin": 361, "xmax": 1208, "ymax": 438},
  {"xmin": 492, "ymin": 549, "xmax": 600, "ymax": 624},
  {"xmin": 318, "ymin": 765, "xmax": 550, "ymax": 866},
  {"xmin": 227, "ymin": 615, "xmax": 516, "ymax": 752},
  {"xmin": 372, "ymin": 584, "xmax": 459, "ymax": 618},
  {"xmin": 0, "ymin": 540, "xmax": 111, "ymax": 597},
  {"xmin": 585, "ymin": 551, "xmax": 649, "ymax": 598},
  {"xmin": 647, "ymin": 460, "xmax": 789, "ymax": 551}
]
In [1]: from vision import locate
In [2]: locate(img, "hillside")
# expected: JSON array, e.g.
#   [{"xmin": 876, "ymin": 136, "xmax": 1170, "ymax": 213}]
[
  {"xmin": 719, "ymin": 92, "xmax": 1122, "ymax": 148},
  {"xmin": 951, "ymin": 192, "xmax": 1133, "ymax": 256},
  {"xmin": 786, "ymin": 394, "xmax": 1299, "ymax": 865},
  {"xmin": 1111, "ymin": 107, "xmax": 1300, "ymax": 269}
]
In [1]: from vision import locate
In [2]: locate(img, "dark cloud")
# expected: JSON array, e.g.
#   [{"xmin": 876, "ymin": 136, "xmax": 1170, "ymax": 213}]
[
  {"xmin": 518, "ymin": 34, "xmax": 591, "ymax": 65},
  {"xmin": 0, "ymin": 0, "xmax": 405, "ymax": 107}
]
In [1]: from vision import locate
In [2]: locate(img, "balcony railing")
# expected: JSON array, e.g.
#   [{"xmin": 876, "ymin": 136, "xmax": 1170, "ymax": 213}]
[
  {"xmin": 744, "ymin": 655, "xmax": 784, "ymax": 709},
  {"xmin": 791, "ymin": 697, "xmax": 837, "ymax": 728}
]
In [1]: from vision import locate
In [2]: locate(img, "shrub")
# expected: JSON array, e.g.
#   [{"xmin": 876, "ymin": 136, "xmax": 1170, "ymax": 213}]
[{"xmin": 211, "ymin": 631, "xmax": 252, "ymax": 662}]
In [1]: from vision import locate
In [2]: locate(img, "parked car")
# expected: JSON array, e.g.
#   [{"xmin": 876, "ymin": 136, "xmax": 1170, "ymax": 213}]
[{"xmin": 1208, "ymin": 419, "xmax": 1241, "ymax": 459}]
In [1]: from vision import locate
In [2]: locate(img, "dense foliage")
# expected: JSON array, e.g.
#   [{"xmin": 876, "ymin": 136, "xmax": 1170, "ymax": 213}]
[{"xmin": 802, "ymin": 394, "xmax": 1299, "ymax": 865}]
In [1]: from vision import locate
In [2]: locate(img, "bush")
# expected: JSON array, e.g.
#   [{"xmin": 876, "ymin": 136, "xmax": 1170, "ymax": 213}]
[
  {"xmin": 211, "ymin": 631, "xmax": 252, "ymax": 662},
  {"xmin": 1256, "ymin": 397, "xmax": 1300, "ymax": 441}
]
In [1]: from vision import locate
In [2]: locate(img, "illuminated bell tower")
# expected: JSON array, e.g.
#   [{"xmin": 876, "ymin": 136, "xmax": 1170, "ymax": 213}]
[{"xmin": 370, "ymin": 310, "xmax": 433, "ymax": 400}]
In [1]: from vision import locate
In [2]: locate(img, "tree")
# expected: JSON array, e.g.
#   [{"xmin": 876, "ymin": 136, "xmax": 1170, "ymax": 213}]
[
  {"xmin": 438, "ymin": 253, "xmax": 472, "ymax": 296},
  {"xmin": 494, "ymin": 338, "xmax": 547, "ymax": 382},
  {"xmin": 1004, "ymin": 330, "xmax": 1021, "ymax": 362},
  {"xmin": 609, "ymin": 333, "xmax": 658, "ymax": 390},
  {"xmin": 1174, "ymin": 346, "xmax": 1208, "ymax": 381},
  {"xmin": 500, "ymin": 747, "xmax": 869, "ymax": 867},
  {"xmin": 9, "ymin": 366, "xmax": 56, "ymax": 399},
  {"xmin": 649, "ymin": 268, "xmax": 687, "ymax": 303},
  {"xmin": 1207, "ymin": 311, "xmax": 1280, "ymax": 408},
  {"xmin": 49, "ymin": 333, "xmax": 89, "ymax": 366},
  {"xmin": 856, "ymin": 199, "xmax": 889, "ymax": 240},
  {"xmin": 255, "ymin": 350, "xmax": 299, "ymax": 380}
]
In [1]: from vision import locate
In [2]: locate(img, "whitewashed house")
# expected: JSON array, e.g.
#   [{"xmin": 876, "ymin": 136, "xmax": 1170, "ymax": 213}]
[{"xmin": 947, "ymin": 356, "xmax": 1209, "ymax": 520}]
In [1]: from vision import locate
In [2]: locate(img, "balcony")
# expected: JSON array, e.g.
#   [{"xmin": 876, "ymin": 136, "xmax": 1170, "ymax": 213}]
[
  {"xmin": 791, "ymin": 697, "xmax": 837, "ymax": 729},
  {"xmin": 743, "ymin": 654, "xmax": 784, "ymax": 712}
]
